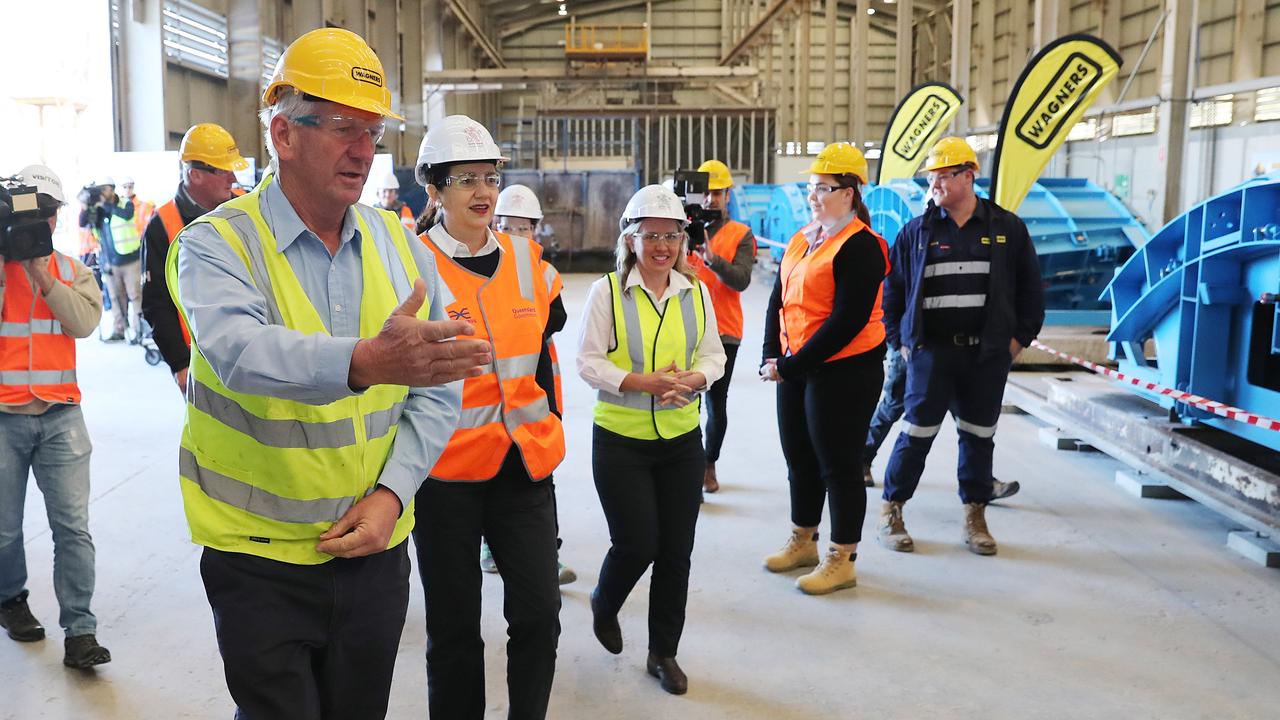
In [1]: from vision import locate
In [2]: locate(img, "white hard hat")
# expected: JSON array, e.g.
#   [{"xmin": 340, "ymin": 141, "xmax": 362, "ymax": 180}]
[
  {"xmin": 661, "ymin": 178, "xmax": 675, "ymax": 192},
  {"xmin": 120, "ymin": 176, "xmax": 135, "ymax": 186},
  {"xmin": 415, "ymin": 115, "xmax": 509, "ymax": 186},
  {"xmin": 18, "ymin": 164, "xmax": 65, "ymax": 204},
  {"xmin": 495, "ymin": 185, "xmax": 543, "ymax": 220},
  {"xmin": 379, "ymin": 172, "xmax": 400, "ymax": 191},
  {"xmin": 95, "ymin": 176, "xmax": 115, "ymax": 188},
  {"xmin": 619, "ymin": 184, "xmax": 687, "ymax": 231}
]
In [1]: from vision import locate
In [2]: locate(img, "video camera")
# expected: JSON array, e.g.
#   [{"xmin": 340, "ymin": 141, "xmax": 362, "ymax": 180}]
[
  {"xmin": 0, "ymin": 177, "xmax": 55, "ymax": 261},
  {"xmin": 672, "ymin": 170, "xmax": 720, "ymax": 252}
]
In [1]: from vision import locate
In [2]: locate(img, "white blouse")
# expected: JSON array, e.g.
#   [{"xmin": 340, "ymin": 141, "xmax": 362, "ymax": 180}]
[{"xmin": 576, "ymin": 268, "xmax": 727, "ymax": 396}]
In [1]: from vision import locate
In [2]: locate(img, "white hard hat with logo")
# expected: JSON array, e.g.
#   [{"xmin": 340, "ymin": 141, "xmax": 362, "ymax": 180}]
[
  {"xmin": 95, "ymin": 176, "xmax": 116, "ymax": 188},
  {"xmin": 415, "ymin": 115, "xmax": 509, "ymax": 185},
  {"xmin": 495, "ymin": 185, "xmax": 543, "ymax": 220},
  {"xmin": 619, "ymin": 184, "xmax": 687, "ymax": 231},
  {"xmin": 19, "ymin": 164, "xmax": 66, "ymax": 204},
  {"xmin": 379, "ymin": 172, "xmax": 400, "ymax": 191}
]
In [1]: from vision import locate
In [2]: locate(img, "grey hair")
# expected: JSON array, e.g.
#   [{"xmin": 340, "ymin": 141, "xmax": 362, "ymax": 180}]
[
  {"xmin": 615, "ymin": 220, "xmax": 695, "ymax": 283},
  {"xmin": 258, "ymin": 87, "xmax": 321, "ymax": 163}
]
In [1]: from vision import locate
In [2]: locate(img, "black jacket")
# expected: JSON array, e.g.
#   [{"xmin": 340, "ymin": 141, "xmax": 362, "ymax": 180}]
[{"xmin": 140, "ymin": 184, "xmax": 207, "ymax": 373}]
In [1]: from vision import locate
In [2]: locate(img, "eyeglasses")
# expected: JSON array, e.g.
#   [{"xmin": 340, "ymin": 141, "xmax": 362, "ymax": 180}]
[
  {"xmin": 497, "ymin": 220, "xmax": 535, "ymax": 235},
  {"xmin": 927, "ymin": 168, "xmax": 969, "ymax": 184},
  {"xmin": 441, "ymin": 172, "xmax": 502, "ymax": 190},
  {"xmin": 192, "ymin": 164, "xmax": 234, "ymax": 179},
  {"xmin": 637, "ymin": 231, "xmax": 684, "ymax": 245},
  {"xmin": 806, "ymin": 183, "xmax": 851, "ymax": 197},
  {"xmin": 292, "ymin": 114, "xmax": 386, "ymax": 145}
]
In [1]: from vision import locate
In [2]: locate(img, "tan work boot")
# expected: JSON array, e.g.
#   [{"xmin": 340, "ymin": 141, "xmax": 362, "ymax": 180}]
[
  {"xmin": 963, "ymin": 502, "xmax": 998, "ymax": 555},
  {"xmin": 703, "ymin": 462, "xmax": 720, "ymax": 494},
  {"xmin": 796, "ymin": 546, "xmax": 857, "ymax": 595},
  {"xmin": 763, "ymin": 527, "xmax": 819, "ymax": 572},
  {"xmin": 876, "ymin": 501, "xmax": 914, "ymax": 552}
]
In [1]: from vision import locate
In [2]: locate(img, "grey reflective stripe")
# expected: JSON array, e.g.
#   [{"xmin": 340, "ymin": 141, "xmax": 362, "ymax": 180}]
[
  {"xmin": 54, "ymin": 254, "xmax": 73, "ymax": 278},
  {"xmin": 1, "ymin": 319, "xmax": 63, "ymax": 336},
  {"xmin": 902, "ymin": 421, "xmax": 942, "ymax": 438},
  {"xmin": 0, "ymin": 369, "xmax": 76, "ymax": 385},
  {"xmin": 922, "ymin": 294, "xmax": 987, "ymax": 309},
  {"xmin": 551, "ymin": 361, "xmax": 561, "ymax": 376},
  {"xmin": 955, "ymin": 418, "xmax": 998, "ymax": 438},
  {"xmin": 206, "ymin": 209, "xmax": 285, "ymax": 326},
  {"xmin": 678, "ymin": 288, "xmax": 698, "ymax": 369},
  {"xmin": 459, "ymin": 404, "xmax": 502, "ymax": 429},
  {"xmin": 504, "ymin": 395, "xmax": 550, "ymax": 431},
  {"xmin": 365, "ymin": 401, "xmax": 405, "ymax": 440},
  {"xmin": 597, "ymin": 389, "xmax": 652, "ymax": 411},
  {"xmin": 494, "ymin": 352, "xmax": 541, "ymax": 379},
  {"xmin": 542, "ymin": 264, "xmax": 558, "ymax": 293},
  {"xmin": 179, "ymin": 447, "xmax": 354, "ymax": 524},
  {"xmin": 189, "ymin": 380, "xmax": 356, "ymax": 449},
  {"xmin": 509, "ymin": 235, "xmax": 535, "ymax": 301},
  {"xmin": 620, "ymin": 286, "xmax": 646, "ymax": 373},
  {"xmin": 923, "ymin": 261, "xmax": 990, "ymax": 278}
]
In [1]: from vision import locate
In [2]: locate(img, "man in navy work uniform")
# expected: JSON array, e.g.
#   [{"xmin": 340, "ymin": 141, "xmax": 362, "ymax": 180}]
[{"xmin": 877, "ymin": 137, "xmax": 1045, "ymax": 557}]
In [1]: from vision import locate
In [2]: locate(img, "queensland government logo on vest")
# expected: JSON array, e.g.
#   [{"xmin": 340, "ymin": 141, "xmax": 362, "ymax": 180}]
[
  {"xmin": 892, "ymin": 94, "xmax": 953, "ymax": 162},
  {"xmin": 1015, "ymin": 52, "xmax": 1103, "ymax": 150},
  {"xmin": 511, "ymin": 306, "xmax": 538, "ymax": 320}
]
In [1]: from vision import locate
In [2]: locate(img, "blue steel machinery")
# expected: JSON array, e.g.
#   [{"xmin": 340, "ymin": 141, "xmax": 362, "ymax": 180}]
[{"xmin": 1101, "ymin": 172, "xmax": 1280, "ymax": 454}]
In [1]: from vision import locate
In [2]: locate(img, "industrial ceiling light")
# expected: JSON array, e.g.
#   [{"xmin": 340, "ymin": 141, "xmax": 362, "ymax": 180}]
[
  {"xmin": 558, "ymin": 3, "xmax": 566, "ymax": 16},
  {"xmin": 867, "ymin": 7, "xmax": 876, "ymax": 14}
]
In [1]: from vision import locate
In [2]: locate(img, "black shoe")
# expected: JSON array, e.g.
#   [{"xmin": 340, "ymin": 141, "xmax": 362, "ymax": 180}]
[
  {"xmin": 63, "ymin": 634, "xmax": 111, "ymax": 669},
  {"xmin": 862, "ymin": 463, "xmax": 875, "ymax": 488},
  {"xmin": 590, "ymin": 588, "xmax": 623, "ymax": 655},
  {"xmin": 646, "ymin": 652, "xmax": 688, "ymax": 695},
  {"xmin": 0, "ymin": 591, "xmax": 45, "ymax": 642},
  {"xmin": 991, "ymin": 479, "xmax": 1021, "ymax": 501}
]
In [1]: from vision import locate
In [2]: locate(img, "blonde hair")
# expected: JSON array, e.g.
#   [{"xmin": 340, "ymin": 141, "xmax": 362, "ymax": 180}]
[{"xmin": 615, "ymin": 220, "xmax": 695, "ymax": 284}]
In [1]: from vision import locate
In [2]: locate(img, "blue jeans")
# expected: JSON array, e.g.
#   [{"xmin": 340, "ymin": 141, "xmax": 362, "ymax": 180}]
[
  {"xmin": 863, "ymin": 349, "xmax": 907, "ymax": 465},
  {"xmin": 0, "ymin": 404, "xmax": 97, "ymax": 636}
]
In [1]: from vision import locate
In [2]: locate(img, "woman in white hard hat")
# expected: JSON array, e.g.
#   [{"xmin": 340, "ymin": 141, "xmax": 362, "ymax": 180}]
[
  {"xmin": 411, "ymin": 115, "xmax": 565, "ymax": 719},
  {"xmin": 372, "ymin": 171, "xmax": 415, "ymax": 231},
  {"xmin": 759, "ymin": 142, "xmax": 889, "ymax": 595},
  {"xmin": 576, "ymin": 184, "xmax": 726, "ymax": 695}
]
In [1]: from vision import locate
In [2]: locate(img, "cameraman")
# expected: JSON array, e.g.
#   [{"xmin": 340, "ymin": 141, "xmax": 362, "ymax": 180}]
[
  {"xmin": 78, "ymin": 177, "xmax": 141, "ymax": 342},
  {"xmin": 685, "ymin": 160, "xmax": 756, "ymax": 495},
  {"xmin": 0, "ymin": 165, "xmax": 111, "ymax": 669}
]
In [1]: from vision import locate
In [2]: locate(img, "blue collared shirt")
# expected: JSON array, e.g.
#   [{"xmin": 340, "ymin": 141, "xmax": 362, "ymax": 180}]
[{"xmin": 175, "ymin": 173, "xmax": 462, "ymax": 511}]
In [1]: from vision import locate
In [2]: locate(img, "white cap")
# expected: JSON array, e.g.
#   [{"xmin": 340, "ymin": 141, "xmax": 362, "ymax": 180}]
[
  {"xmin": 495, "ymin": 185, "xmax": 542, "ymax": 220},
  {"xmin": 95, "ymin": 176, "xmax": 115, "ymax": 188},
  {"xmin": 619, "ymin": 184, "xmax": 687, "ymax": 231},
  {"xmin": 415, "ymin": 115, "xmax": 509, "ymax": 185},
  {"xmin": 18, "ymin": 164, "xmax": 66, "ymax": 204},
  {"xmin": 379, "ymin": 172, "xmax": 400, "ymax": 191}
]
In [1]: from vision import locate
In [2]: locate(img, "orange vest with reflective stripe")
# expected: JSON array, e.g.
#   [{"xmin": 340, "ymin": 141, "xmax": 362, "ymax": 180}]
[
  {"xmin": 688, "ymin": 220, "xmax": 753, "ymax": 339},
  {"xmin": 133, "ymin": 199, "xmax": 156, "ymax": 236},
  {"xmin": 399, "ymin": 204, "xmax": 415, "ymax": 230},
  {"xmin": 0, "ymin": 255, "xmax": 81, "ymax": 406},
  {"xmin": 155, "ymin": 200, "xmax": 192, "ymax": 347},
  {"xmin": 779, "ymin": 217, "xmax": 888, "ymax": 362},
  {"xmin": 422, "ymin": 231, "xmax": 565, "ymax": 481}
]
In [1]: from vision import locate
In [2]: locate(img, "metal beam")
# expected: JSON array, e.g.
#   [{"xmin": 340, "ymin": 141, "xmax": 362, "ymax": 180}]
[
  {"xmin": 720, "ymin": 0, "xmax": 796, "ymax": 66},
  {"xmin": 500, "ymin": 0, "xmax": 679, "ymax": 39},
  {"xmin": 851, "ymin": 0, "xmax": 868, "ymax": 144},
  {"xmin": 950, "ymin": 0, "xmax": 972, "ymax": 133},
  {"xmin": 824, "ymin": 0, "xmax": 836, "ymax": 144},
  {"xmin": 424, "ymin": 64, "xmax": 760, "ymax": 89},
  {"xmin": 1156, "ymin": 0, "xmax": 1194, "ymax": 224},
  {"xmin": 895, "ymin": 0, "xmax": 914, "ymax": 99},
  {"xmin": 445, "ymin": 0, "xmax": 506, "ymax": 68}
]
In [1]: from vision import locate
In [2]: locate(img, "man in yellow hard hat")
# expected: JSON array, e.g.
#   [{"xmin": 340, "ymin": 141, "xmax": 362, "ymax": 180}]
[
  {"xmin": 141, "ymin": 123, "xmax": 248, "ymax": 395},
  {"xmin": 687, "ymin": 159, "xmax": 755, "ymax": 496},
  {"xmin": 878, "ymin": 136, "xmax": 1044, "ymax": 558},
  {"xmin": 168, "ymin": 29, "xmax": 492, "ymax": 718}
]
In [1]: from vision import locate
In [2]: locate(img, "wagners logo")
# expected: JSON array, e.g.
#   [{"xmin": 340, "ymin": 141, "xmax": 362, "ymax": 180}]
[
  {"xmin": 1015, "ymin": 52, "xmax": 1103, "ymax": 150},
  {"xmin": 892, "ymin": 94, "xmax": 952, "ymax": 162},
  {"xmin": 351, "ymin": 67, "xmax": 384, "ymax": 87}
]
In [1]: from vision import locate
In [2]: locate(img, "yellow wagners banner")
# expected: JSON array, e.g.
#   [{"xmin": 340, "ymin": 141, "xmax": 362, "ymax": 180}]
[
  {"xmin": 990, "ymin": 34, "xmax": 1122, "ymax": 211},
  {"xmin": 876, "ymin": 82, "xmax": 965, "ymax": 184}
]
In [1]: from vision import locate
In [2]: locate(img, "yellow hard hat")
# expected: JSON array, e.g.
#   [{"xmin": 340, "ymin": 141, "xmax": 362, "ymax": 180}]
[
  {"xmin": 697, "ymin": 159, "xmax": 734, "ymax": 190},
  {"xmin": 804, "ymin": 142, "xmax": 869, "ymax": 184},
  {"xmin": 262, "ymin": 28, "xmax": 403, "ymax": 120},
  {"xmin": 923, "ymin": 136, "xmax": 979, "ymax": 173},
  {"xmin": 180, "ymin": 123, "xmax": 250, "ymax": 172}
]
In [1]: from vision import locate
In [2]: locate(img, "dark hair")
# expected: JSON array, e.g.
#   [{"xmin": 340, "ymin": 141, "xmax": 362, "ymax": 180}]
[{"xmin": 833, "ymin": 173, "xmax": 872, "ymax": 227}]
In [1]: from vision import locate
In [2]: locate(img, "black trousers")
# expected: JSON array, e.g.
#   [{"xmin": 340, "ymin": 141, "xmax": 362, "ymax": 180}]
[
  {"xmin": 413, "ymin": 448, "xmax": 561, "ymax": 720},
  {"xmin": 592, "ymin": 425, "xmax": 704, "ymax": 658},
  {"xmin": 776, "ymin": 348, "xmax": 885, "ymax": 545},
  {"xmin": 199, "ymin": 542, "xmax": 411, "ymax": 720},
  {"xmin": 703, "ymin": 342, "xmax": 740, "ymax": 463}
]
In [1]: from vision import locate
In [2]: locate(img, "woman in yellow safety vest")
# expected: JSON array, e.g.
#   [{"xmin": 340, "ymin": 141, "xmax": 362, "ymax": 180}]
[{"xmin": 576, "ymin": 184, "xmax": 726, "ymax": 696}]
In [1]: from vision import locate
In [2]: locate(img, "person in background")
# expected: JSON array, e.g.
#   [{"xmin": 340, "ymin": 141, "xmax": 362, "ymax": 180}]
[
  {"xmin": 577, "ymin": 184, "xmax": 725, "ymax": 695},
  {"xmin": 79, "ymin": 177, "xmax": 141, "ymax": 342},
  {"xmin": 120, "ymin": 177, "xmax": 155, "ymax": 240},
  {"xmin": 373, "ymin": 172, "xmax": 416, "ymax": 231},
  {"xmin": 0, "ymin": 164, "xmax": 110, "ymax": 669}
]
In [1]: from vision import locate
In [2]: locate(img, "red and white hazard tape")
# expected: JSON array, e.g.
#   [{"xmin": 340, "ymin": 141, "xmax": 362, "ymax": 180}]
[{"xmin": 1029, "ymin": 340, "xmax": 1280, "ymax": 432}]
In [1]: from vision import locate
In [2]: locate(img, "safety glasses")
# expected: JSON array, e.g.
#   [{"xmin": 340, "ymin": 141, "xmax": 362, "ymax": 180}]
[
  {"xmin": 292, "ymin": 114, "xmax": 386, "ymax": 145},
  {"xmin": 441, "ymin": 172, "xmax": 502, "ymax": 190},
  {"xmin": 637, "ymin": 231, "xmax": 684, "ymax": 246}
]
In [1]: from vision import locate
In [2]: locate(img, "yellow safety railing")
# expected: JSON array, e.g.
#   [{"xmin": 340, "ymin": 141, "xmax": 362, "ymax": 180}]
[{"xmin": 564, "ymin": 23, "xmax": 649, "ymax": 60}]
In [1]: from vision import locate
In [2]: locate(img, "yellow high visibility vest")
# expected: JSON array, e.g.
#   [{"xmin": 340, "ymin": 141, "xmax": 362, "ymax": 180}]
[
  {"xmin": 165, "ymin": 174, "xmax": 426, "ymax": 564},
  {"xmin": 593, "ymin": 271, "xmax": 706, "ymax": 441}
]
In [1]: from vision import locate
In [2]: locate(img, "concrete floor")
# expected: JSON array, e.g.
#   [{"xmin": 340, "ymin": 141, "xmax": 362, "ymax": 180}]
[{"xmin": 3, "ymin": 271, "xmax": 1279, "ymax": 720}]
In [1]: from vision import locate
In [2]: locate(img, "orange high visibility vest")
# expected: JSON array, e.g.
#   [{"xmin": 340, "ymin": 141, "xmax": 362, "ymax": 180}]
[
  {"xmin": 399, "ymin": 204, "xmax": 415, "ymax": 231},
  {"xmin": 0, "ymin": 254, "xmax": 81, "ymax": 406},
  {"xmin": 133, "ymin": 199, "xmax": 156, "ymax": 236},
  {"xmin": 687, "ymin": 219, "xmax": 753, "ymax": 340},
  {"xmin": 779, "ymin": 217, "xmax": 889, "ymax": 362},
  {"xmin": 155, "ymin": 200, "xmax": 192, "ymax": 346},
  {"xmin": 422, "ymin": 231, "xmax": 565, "ymax": 481}
]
